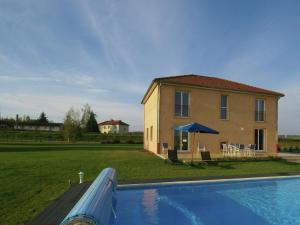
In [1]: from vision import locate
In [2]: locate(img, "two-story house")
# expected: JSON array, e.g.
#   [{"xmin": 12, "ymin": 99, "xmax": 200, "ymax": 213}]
[
  {"xmin": 141, "ymin": 74, "xmax": 284, "ymax": 159},
  {"xmin": 98, "ymin": 120, "xmax": 129, "ymax": 134}
]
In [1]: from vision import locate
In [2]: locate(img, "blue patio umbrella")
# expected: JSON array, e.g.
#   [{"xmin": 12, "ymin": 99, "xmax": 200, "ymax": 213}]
[
  {"xmin": 174, "ymin": 122, "xmax": 219, "ymax": 161},
  {"xmin": 174, "ymin": 122, "xmax": 219, "ymax": 134}
]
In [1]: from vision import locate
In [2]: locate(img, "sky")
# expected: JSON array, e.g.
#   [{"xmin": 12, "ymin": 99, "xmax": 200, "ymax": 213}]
[{"xmin": 0, "ymin": 0, "xmax": 299, "ymax": 133}]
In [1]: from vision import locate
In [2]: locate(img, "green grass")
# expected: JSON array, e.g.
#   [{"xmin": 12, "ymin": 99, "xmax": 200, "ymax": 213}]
[{"xmin": 1, "ymin": 143, "xmax": 300, "ymax": 225}]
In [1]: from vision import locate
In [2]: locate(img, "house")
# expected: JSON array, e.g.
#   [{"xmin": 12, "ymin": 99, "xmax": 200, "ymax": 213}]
[
  {"xmin": 141, "ymin": 74, "xmax": 284, "ymax": 159},
  {"xmin": 14, "ymin": 123, "xmax": 63, "ymax": 132},
  {"xmin": 98, "ymin": 120, "xmax": 129, "ymax": 134}
]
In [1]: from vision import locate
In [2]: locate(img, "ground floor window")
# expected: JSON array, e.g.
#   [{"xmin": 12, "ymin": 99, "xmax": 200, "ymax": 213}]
[
  {"xmin": 146, "ymin": 128, "xmax": 149, "ymax": 141},
  {"xmin": 150, "ymin": 126, "xmax": 153, "ymax": 141},
  {"xmin": 174, "ymin": 130, "xmax": 189, "ymax": 151},
  {"xmin": 255, "ymin": 129, "xmax": 265, "ymax": 150}
]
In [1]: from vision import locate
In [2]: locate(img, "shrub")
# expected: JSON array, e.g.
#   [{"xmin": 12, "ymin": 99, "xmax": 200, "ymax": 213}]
[{"xmin": 113, "ymin": 139, "xmax": 120, "ymax": 144}]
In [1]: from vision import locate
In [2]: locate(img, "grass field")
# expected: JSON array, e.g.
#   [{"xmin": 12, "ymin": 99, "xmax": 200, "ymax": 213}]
[{"xmin": 1, "ymin": 143, "xmax": 300, "ymax": 225}]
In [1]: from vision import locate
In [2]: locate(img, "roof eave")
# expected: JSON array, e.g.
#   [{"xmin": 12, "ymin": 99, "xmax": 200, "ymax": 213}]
[
  {"xmin": 141, "ymin": 80, "xmax": 159, "ymax": 104},
  {"xmin": 160, "ymin": 80, "xmax": 285, "ymax": 98}
]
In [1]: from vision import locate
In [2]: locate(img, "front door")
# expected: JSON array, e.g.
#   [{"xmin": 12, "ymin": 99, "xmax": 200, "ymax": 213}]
[{"xmin": 255, "ymin": 129, "xmax": 265, "ymax": 150}]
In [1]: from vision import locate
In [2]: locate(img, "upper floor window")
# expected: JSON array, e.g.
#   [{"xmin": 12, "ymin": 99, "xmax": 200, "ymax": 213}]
[
  {"xmin": 220, "ymin": 95, "xmax": 228, "ymax": 120},
  {"xmin": 175, "ymin": 92, "xmax": 189, "ymax": 117},
  {"xmin": 255, "ymin": 99, "xmax": 265, "ymax": 121}
]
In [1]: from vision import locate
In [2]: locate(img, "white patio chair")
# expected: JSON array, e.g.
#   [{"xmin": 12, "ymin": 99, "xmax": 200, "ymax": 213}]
[
  {"xmin": 234, "ymin": 145, "xmax": 240, "ymax": 157},
  {"xmin": 245, "ymin": 144, "xmax": 255, "ymax": 157},
  {"xmin": 222, "ymin": 144, "xmax": 228, "ymax": 157},
  {"xmin": 250, "ymin": 144, "xmax": 256, "ymax": 157},
  {"xmin": 239, "ymin": 144, "xmax": 245, "ymax": 156},
  {"xmin": 228, "ymin": 144, "xmax": 234, "ymax": 157}
]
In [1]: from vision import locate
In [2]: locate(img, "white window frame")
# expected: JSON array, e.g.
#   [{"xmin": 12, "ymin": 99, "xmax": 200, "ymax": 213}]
[
  {"xmin": 255, "ymin": 99, "xmax": 265, "ymax": 122},
  {"xmin": 175, "ymin": 91, "xmax": 190, "ymax": 117},
  {"xmin": 220, "ymin": 95, "xmax": 228, "ymax": 120},
  {"xmin": 255, "ymin": 129, "xmax": 266, "ymax": 151}
]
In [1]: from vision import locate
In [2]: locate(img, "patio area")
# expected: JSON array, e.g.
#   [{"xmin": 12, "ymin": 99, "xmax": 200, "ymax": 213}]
[
  {"xmin": 159, "ymin": 122, "xmax": 275, "ymax": 162},
  {"xmin": 160, "ymin": 143, "xmax": 276, "ymax": 162}
]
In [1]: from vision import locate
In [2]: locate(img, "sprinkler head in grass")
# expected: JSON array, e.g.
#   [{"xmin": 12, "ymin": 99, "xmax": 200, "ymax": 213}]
[{"xmin": 78, "ymin": 171, "xmax": 84, "ymax": 184}]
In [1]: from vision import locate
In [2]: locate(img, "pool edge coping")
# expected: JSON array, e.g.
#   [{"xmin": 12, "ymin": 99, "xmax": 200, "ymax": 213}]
[{"xmin": 118, "ymin": 174, "xmax": 300, "ymax": 189}]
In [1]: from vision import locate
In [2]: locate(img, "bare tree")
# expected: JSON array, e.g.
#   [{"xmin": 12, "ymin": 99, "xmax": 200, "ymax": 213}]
[{"xmin": 63, "ymin": 107, "xmax": 81, "ymax": 142}]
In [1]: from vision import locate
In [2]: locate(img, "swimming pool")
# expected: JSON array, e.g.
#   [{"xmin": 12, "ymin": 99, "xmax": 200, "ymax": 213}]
[{"xmin": 114, "ymin": 177, "xmax": 300, "ymax": 225}]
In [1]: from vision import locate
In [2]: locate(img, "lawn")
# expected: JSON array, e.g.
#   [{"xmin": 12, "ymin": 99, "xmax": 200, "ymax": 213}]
[{"xmin": 1, "ymin": 143, "xmax": 300, "ymax": 225}]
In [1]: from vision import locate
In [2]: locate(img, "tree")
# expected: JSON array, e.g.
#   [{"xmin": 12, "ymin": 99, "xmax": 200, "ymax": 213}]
[
  {"xmin": 81, "ymin": 104, "xmax": 92, "ymax": 130},
  {"xmin": 63, "ymin": 107, "xmax": 81, "ymax": 142},
  {"xmin": 81, "ymin": 104, "xmax": 99, "ymax": 132},
  {"xmin": 86, "ymin": 112, "xmax": 99, "ymax": 132},
  {"xmin": 38, "ymin": 112, "xmax": 48, "ymax": 123},
  {"xmin": 22, "ymin": 115, "xmax": 31, "ymax": 122}
]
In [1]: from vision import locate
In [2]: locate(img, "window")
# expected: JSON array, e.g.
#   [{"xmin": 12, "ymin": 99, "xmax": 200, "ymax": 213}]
[
  {"xmin": 146, "ymin": 128, "xmax": 149, "ymax": 141},
  {"xmin": 220, "ymin": 95, "xmax": 228, "ymax": 120},
  {"xmin": 175, "ymin": 92, "xmax": 189, "ymax": 117},
  {"xmin": 254, "ymin": 129, "xmax": 265, "ymax": 150},
  {"xmin": 174, "ymin": 130, "xmax": 189, "ymax": 151},
  {"xmin": 150, "ymin": 126, "xmax": 153, "ymax": 141},
  {"xmin": 255, "ymin": 99, "xmax": 265, "ymax": 121}
]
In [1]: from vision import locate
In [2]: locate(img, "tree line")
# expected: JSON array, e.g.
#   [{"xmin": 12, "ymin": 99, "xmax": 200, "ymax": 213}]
[
  {"xmin": 0, "ymin": 104, "xmax": 100, "ymax": 142},
  {"xmin": 0, "ymin": 112, "xmax": 52, "ymax": 127}
]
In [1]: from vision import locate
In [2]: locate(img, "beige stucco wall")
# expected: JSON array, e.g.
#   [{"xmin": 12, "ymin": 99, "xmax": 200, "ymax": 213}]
[
  {"xmin": 143, "ymin": 84, "xmax": 159, "ymax": 153},
  {"xmin": 158, "ymin": 84, "xmax": 280, "ymax": 159},
  {"xmin": 99, "ymin": 124, "xmax": 129, "ymax": 134}
]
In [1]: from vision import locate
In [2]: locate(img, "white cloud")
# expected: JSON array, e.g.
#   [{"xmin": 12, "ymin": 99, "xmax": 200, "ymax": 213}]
[
  {"xmin": 64, "ymin": 74, "xmax": 95, "ymax": 87},
  {"xmin": 0, "ymin": 75, "xmax": 60, "ymax": 82},
  {"xmin": 87, "ymin": 88, "xmax": 109, "ymax": 94}
]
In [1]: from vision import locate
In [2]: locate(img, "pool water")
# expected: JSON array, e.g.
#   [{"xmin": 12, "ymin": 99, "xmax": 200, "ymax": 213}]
[{"xmin": 112, "ymin": 178, "xmax": 300, "ymax": 225}]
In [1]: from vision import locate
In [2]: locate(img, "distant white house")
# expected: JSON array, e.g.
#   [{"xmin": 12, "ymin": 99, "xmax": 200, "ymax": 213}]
[
  {"xmin": 98, "ymin": 120, "xmax": 129, "ymax": 134},
  {"xmin": 14, "ymin": 123, "xmax": 63, "ymax": 132}
]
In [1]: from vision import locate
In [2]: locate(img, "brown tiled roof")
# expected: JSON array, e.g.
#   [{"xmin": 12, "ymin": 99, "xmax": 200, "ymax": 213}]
[
  {"xmin": 159, "ymin": 74, "xmax": 283, "ymax": 95},
  {"xmin": 98, "ymin": 120, "xmax": 129, "ymax": 126}
]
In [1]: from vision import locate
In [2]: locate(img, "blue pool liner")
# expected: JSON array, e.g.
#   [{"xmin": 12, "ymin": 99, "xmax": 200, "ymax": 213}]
[{"xmin": 60, "ymin": 167, "xmax": 117, "ymax": 225}]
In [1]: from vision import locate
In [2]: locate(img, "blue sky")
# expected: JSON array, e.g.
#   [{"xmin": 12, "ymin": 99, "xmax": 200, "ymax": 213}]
[{"xmin": 0, "ymin": 0, "xmax": 299, "ymax": 133}]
